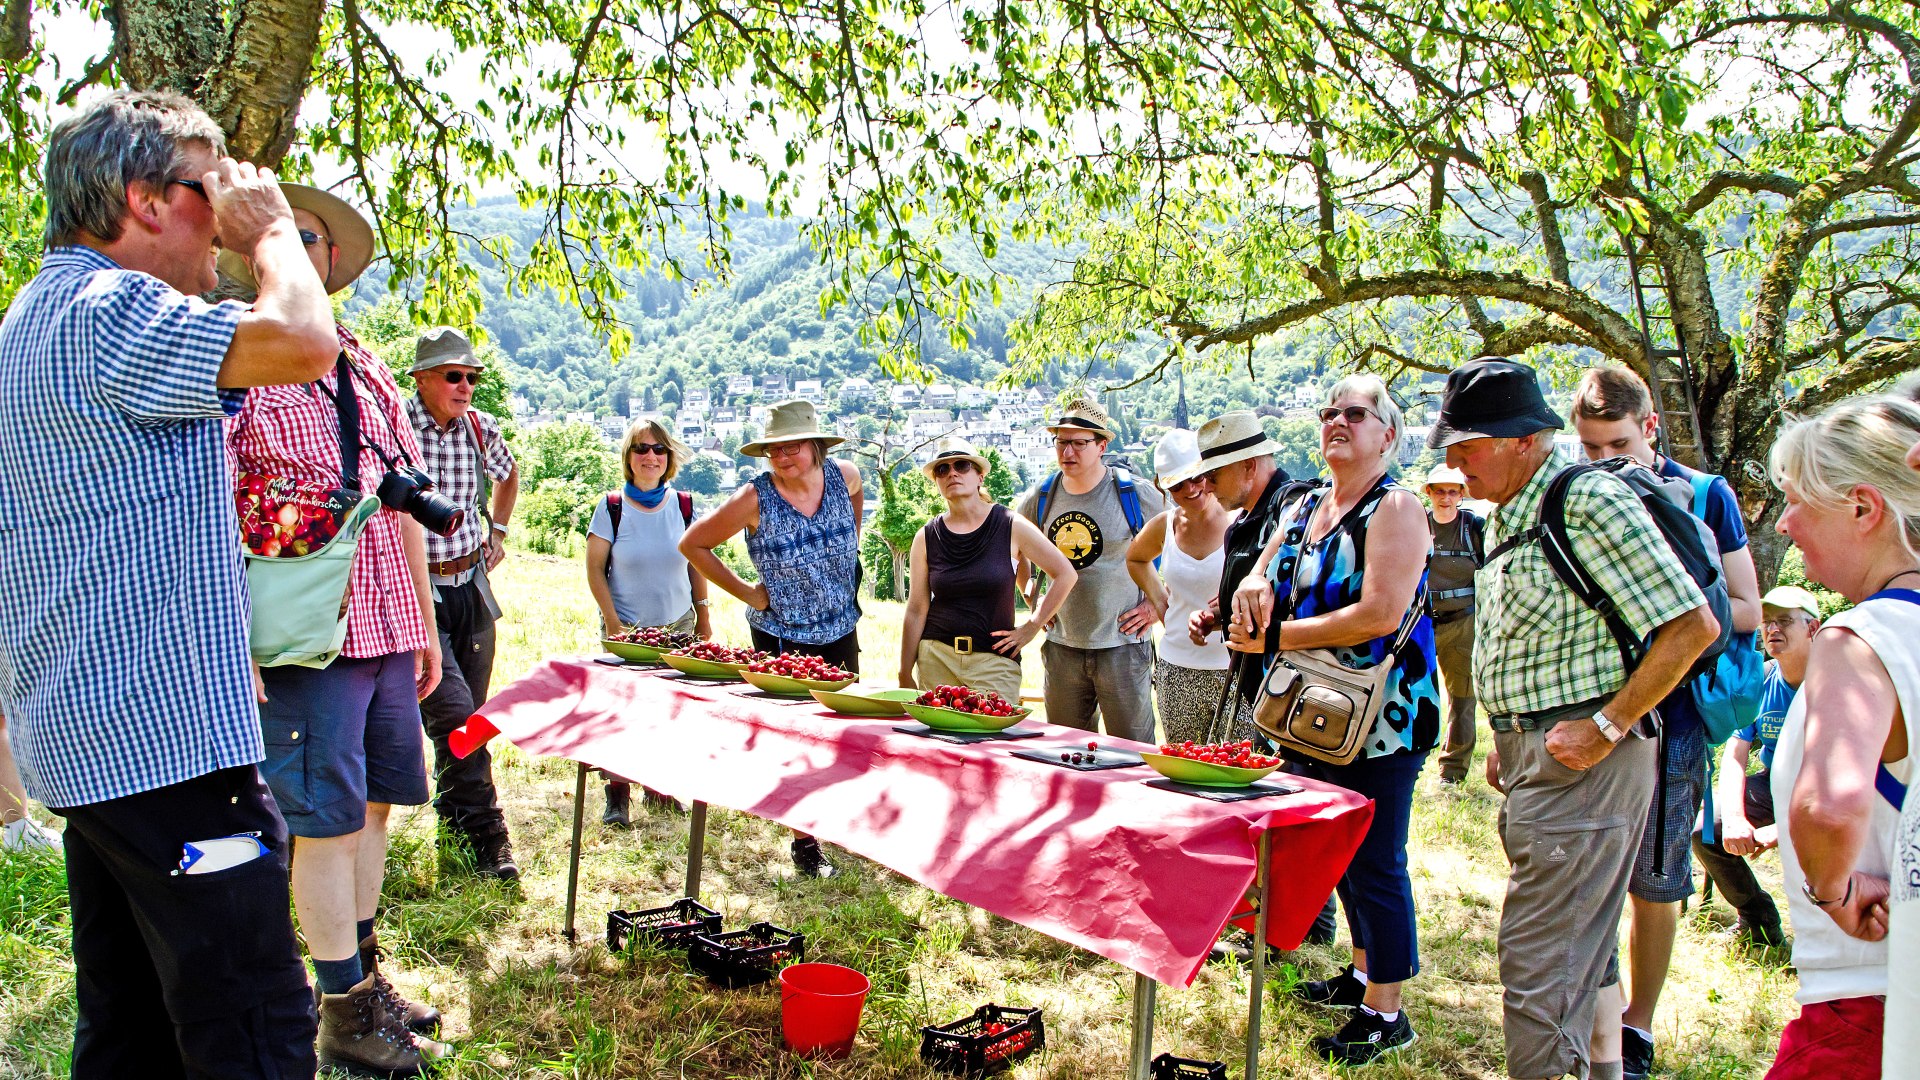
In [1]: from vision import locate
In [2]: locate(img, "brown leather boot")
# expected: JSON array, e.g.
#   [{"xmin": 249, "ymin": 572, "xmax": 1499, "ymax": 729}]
[
  {"xmin": 360, "ymin": 934, "xmax": 442, "ymax": 1035},
  {"xmin": 317, "ymin": 971, "xmax": 430, "ymax": 1077}
]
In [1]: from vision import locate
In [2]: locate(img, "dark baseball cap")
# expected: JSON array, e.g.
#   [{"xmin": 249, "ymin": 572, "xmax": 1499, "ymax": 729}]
[{"xmin": 1427, "ymin": 357, "xmax": 1565, "ymax": 450}]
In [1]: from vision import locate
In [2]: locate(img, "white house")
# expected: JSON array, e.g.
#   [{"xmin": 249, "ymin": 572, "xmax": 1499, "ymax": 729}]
[
  {"xmin": 889, "ymin": 384, "xmax": 920, "ymax": 407},
  {"xmin": 839, "ymin": 377, "xmax": 873, "ymax": 404},
  {"xmin": 957, "ymin": 384, "xmax": 991, "ymax": 408},
  {"xmin": 726, "ymin": 374, "xmax": 755, "ymax": 400},
  {"xmin": 925, "ymin": 383, "xmax": 957, "ymax": 408},
  {"xmin": 761, "ymin": 373, "xmax": 790, "ymax": 397},
  {"xmin": 795, "ymin": 379, "xmax": 825, "ymax": 405},
  {"xmin": 685, "ymin": 387, "xmax": 710, "ymax": 408}
]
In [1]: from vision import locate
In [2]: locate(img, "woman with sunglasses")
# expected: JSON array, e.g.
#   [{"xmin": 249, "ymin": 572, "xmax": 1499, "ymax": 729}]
[
  {"xmin": 586, "ymin": 419, "xmax": 710, "ymax": 825},
  {"xmin": 1126, "ymin": 430, "xmax": 1232, "ymax": 745},
  {"xmin": 900, "ymin": 437, "xmax": 1077, "ymax": 701},
  {"xmin": 1228, "ymin": 374, "xmax": 1438, "ymax": 1065}
]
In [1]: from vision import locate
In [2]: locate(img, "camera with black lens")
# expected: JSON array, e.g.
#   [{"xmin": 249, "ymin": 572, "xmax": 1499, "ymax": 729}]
[{"xmin": 377, "ymin": 465, "xmax": 465, "ymax": 537}]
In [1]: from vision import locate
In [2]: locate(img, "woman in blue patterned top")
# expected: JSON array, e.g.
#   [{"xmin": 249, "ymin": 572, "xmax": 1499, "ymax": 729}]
[
  {"xmin": 1228, "ymin": 373, "xmax": 1439, "ymax": 1065},
  {"xmin": 681, "ymin": 399, "xmax": 864, "ymax": 878}
]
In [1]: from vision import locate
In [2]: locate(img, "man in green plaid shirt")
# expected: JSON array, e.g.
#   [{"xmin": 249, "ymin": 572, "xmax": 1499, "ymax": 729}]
[{"xmin": 1430, "ymin": 359, "xmax": 1720, "ymax": 1080}]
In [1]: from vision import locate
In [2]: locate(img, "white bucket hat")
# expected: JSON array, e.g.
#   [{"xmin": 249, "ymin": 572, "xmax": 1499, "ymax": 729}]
[
  {"xmin": 1423, "ymin": 465, "xmax": 1468, "ymax": 489},
  {"xmin": 921, "ymin": 436, "xmax": 992, "ymax": 481},
  {"xmin": 1154, "ymin": 429, "xmax": 1205, "ymax": 487}
]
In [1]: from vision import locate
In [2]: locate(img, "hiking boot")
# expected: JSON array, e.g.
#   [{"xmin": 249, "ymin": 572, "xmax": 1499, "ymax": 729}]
[
  {"xmin": 1730, "ymin": 905, "xmax": 1786, "ymax": 949},
  {"xmin": 473, "ymin": 832, "xmax": 520, "ymax": 884},
  {"xmin": 359, "ymin": 935, "xmax": 441, "ymax": 1036},
  {"xmin": 602, "ymin": 782, "xmax": 631, "ymax": 828},
  {"xmin": 1312, "ymin": 1006, "xmax": 1416, "ymax": 1065},
  {"xmin": 790, "ymin": 836, "xmax": 836, "ymax": 879},
  {"xmin": 317, "ymin": 971, "xmax": 436, "ymax": 1077},
  {"xmin": 1294, "ymin": 965, "xmax": 1367, "ymax": 1009},
  {"xmin": 1621, "ymin": 1023, "xmax": 1654, "ymax": 1080}
]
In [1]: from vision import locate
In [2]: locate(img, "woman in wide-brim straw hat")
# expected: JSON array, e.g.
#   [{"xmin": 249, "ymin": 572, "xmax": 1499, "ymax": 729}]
[
  {"xmin": 898, "ymin": 437, "xmax": 1078, "ymax": 701},
  {"xmin": 681, "ymin": 399, "xmax": 862, "ymax": 878},
  {"xmin": 1126, "ymin": 429, "xmax": 1232, "ymax": 744}
]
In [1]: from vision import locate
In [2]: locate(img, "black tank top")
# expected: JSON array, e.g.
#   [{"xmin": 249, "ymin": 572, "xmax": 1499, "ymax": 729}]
[{"xmin": 921, "ymin": 503, "xmax": 1018, "ymax": 650}]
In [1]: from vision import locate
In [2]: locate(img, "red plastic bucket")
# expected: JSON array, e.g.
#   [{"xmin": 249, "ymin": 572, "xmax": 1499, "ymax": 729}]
[{"xmin": 779, "ymin": 963, "xmax": 870, "ymax": 1059}]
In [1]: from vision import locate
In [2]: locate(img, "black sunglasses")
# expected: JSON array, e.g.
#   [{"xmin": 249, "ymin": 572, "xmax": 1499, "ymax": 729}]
[
  {"xmin": 169, "ymin": 178, "xmax": 208, "ymax": 199},
  {"xmin": 629, "ymin": 442, "xmax": 671, "ymax": 456},
  {"xmin": 298, "ymin": 229, "xmax": 328, "ymax": 248},
  {"xmin": 1318, "ymin": 405, "xmax": 1381, "ymax": 426},
  {"xmin": 441, "ymin": 371, "xmax": 481, "ymax": 386},
  {"xmin": 932, "ymin": 459, "xmax": 977, "ymax": 477}
]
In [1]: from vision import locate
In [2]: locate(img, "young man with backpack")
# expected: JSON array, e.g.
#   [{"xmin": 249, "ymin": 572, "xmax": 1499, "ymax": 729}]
[
  {"xmin": 1571, "ymin": 365, "xmax": 1763, "ymax": 1080},
  {"xmin": 1425, "ymin": 464, "xmax": 1486, "ymax": 788},
  {"xmin": 1434, "ymin": 358, "xmax": 1721, "ymax": 1080},
  {"xmin": 1017, "ymin": 398, "xmax": 1166, "ymax": 742}
]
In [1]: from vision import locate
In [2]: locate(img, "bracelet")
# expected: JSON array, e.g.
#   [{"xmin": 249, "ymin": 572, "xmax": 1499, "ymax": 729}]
[
  {"xmin": 1803, "ymin": 875, "xmax": 1854, "ymax": 908},
  {"xmin": 491, "ymin": 521, "xmax": 509, "ymax": 534},
  {"xmin": 693, "ymin": 599, "xmax": 711, "ymax": 608}
]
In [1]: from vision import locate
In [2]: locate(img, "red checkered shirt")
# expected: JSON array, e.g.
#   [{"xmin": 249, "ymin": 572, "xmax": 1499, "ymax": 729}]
[{"xmin": 228, "ymin": 325, "xmax": 429, "ymax": 658}]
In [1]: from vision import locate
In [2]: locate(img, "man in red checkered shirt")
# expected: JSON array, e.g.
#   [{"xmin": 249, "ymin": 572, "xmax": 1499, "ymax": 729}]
[{"xmin": 222, "ymin": 183, "xmax": 449, "ymax": 1075}]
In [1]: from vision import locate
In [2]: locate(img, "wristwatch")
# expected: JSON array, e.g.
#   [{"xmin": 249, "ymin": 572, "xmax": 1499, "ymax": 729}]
[
  {"xmin": 1803, "ymin": 876, "xmax": 1853, "ymax": 908},
  {"xmin": 1592, "ymin": 711, "xmax": 1627, "ymax": 743},
  {"xmin": 491, "ymin": 521, "xmax": 509, "ymax": 534},
  {"xmin": 693, "ymin": 599, "xmax": 711, "ymax": 608}
]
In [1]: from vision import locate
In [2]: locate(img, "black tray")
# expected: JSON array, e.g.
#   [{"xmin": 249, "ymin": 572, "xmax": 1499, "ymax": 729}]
[
  {"xmin": 892, "ymin": 724, "xmax": 1046, "ymax": 745},
  {"xmin": 1151, "ymin": 1052, "xmax": 1227, "ymax": 1079},
  {"xmin": 1009, "ymin": 745, "xmax": 1145, "ymax": 771},
  {"xmin": 919, "ymin": 1004, "xmax": 1045, "ymax": 1075},
  {"xmin": 607, "ymin": 897, "xmax": 721, "ymax": 952},
  {"xmin": 1143, "ymin": 778, "xmax": 1301, "ymax": 802},
  {"xmin": 687, "ymin": 922, "xmax": 805, "ymax": 988}
]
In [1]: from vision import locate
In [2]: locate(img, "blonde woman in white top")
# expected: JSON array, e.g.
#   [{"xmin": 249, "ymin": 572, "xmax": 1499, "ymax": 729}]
[
  {"xmin": 1127, "ymin": 430, "xmax": 1233, "ymax": 744},
  {"xmin": 1765, "ymin": 394, "xmax": 1918, "ymax": 1080}
]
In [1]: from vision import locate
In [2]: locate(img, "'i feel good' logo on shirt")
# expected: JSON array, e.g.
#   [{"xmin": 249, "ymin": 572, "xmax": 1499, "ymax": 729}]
[{"xmin": 1049, "ymin": 510, "xmax": 1103, "ymax": 569}]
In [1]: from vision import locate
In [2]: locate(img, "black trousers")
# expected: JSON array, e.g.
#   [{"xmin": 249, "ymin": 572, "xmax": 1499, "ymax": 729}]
[
  {"xmin": 749, "ymin": 626, "xmax": 861, "ymax": 674},
  {"xmin": 57, "ymin": 766, "xmax": 316, "ymax": 1079},
  {"xmin": 419, "ymin": 575, "xmax": 507, "ymax": 842},
  {"xmin": 1692, "ymin": 767, "xmax": 1780, "ymax": 919}
]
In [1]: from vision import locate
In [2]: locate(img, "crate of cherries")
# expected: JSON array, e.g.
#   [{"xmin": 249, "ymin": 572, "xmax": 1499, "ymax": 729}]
[
  {"xmin": 686, "ymin": 921, "xmax": 805, "ymax": 988},
  {"xmin": 745, "ymin": 653, "xmax": 854, "ymax": 682},
  {"xmin": 919, "ymin": 1004, "xmax": 1046, "ymax": 1076},
  {"xmin": 914, "ymin": 685, "xmax": 1023, "ymax": 718}
]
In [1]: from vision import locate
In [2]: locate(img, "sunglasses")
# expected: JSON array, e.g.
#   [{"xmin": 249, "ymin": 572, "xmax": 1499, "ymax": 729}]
[
  {"xmin": 1318, "ymin": 405, "xmax": 1382, "ymax": 426},
  {"xmin": 298, "ymin": 229, "xmax": 328, "ymax": 248},
  {"xmin": 1170, "ymin": 475, "xmax": 1210, "ymax": 493},
  {"xmin": 169, "ymin": 178, "xmax": 208, "ymax": 199},
  {"xmin": 932, "ymin": 460, "xmax": 977, "ymax": 477},
  {"xmin": 629, "ymin": 443, "xmax": 671, "ymax": 456},
  {"xmin": 440, "ymin": 371, "xmax": 481, "ymax": 386}
]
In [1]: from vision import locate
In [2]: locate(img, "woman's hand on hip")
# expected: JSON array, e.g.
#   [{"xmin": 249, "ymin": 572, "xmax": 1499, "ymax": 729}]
[
  {"xmin": 744, "ymin": 583, "xmax": 772, "ymax": 611},
  {"xmin": 992, "ymin": 621, "xmax": 1041, "ymax": 655}
]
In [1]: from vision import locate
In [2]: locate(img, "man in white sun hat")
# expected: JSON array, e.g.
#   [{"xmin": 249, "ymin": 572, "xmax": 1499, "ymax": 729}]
[{"xmin": 1424, "ymin": 464, "xmax": 1486, "ymax": 788}]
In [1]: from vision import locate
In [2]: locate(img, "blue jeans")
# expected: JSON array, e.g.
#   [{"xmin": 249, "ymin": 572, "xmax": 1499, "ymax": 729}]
[{"xmin": 1291, "ymin": 750, "xmax": 1426, "ymax": 983}]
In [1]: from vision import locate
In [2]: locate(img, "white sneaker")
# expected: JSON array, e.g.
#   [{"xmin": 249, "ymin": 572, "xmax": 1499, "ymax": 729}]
[{"xmin": 2, "ymin": 816, "xmax": 62, "ymax": 853}]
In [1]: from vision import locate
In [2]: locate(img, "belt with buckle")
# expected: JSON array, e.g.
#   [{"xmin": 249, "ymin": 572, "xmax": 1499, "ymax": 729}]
[
  {"xmin": 428, "ymin": 547, "xmax": 482, "ymax": 577},
  {"xmin": 1488, "ymin": 697, "xmax": 1610, "ymax": 734}
]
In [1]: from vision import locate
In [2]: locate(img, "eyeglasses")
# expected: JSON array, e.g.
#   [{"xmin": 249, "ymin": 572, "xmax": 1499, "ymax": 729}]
[
  {"xmin": 629, "ymin": 443, "xmax": 670, "ymax": 456},
  {"xmin": 1318, "ymin": 405, "xmax": 1382, "ymax": 426},
  {"xmin": 1761, "ymin": 613, "xmax": 1809, "ymax": 630},
  {"xmin": 767, "ymin": 442, "xmax": 810, "ymax": 458},
  {"xmin": 298, "ymin": 229, "xmax": 328, "ymax": 248},
  {"xmin": 932, "ymin": 460, "xmax": 977, "ymax": 477},
  {"xmin": 1054, "ymin": 437, "xmax": 1100, "ymax": 451},
  {"xmin": 169, "ymin": 178, "xmax": 208, "ymax": 200},
  {"xmin": 440, "ymin": 371, "xmax": 481, "ymax": 385}
]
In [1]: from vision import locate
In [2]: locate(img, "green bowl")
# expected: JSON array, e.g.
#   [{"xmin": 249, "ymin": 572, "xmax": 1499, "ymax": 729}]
[
  {"xmin": 662, "ymin": 652, "xmax": 747, "ymax": 680},
  {"xmin": 1138, "ymin": 750, "xmax": 1280, "ymax": 788},
  {"xmin": 741, "ymin": 669, "xmax": 857, "ymax": 697},
  {"xmin": 809, "ymin": 687, "xmax": 921, "ymax": 716},
  {"xmin": 901, "ymin": 701, "xmax": 1030, "ymax": 733},
  {"xmin": 602, "ymin": 639, "xmax": 668, "ymax": 663}
]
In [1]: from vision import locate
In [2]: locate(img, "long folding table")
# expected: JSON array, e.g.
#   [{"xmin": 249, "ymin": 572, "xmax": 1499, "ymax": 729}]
[{"xmin": 472, "ymin": 659, "xmax": 1373, "ymax": 1077}]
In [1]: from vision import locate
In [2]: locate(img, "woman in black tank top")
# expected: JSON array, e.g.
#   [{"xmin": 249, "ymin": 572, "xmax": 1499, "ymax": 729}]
[{"xmin": 899, "ymin": 438, "xmax": 1080, "ymax": 700}]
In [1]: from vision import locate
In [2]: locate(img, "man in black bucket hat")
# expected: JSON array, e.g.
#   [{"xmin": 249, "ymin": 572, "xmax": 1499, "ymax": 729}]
[{"xmin": 1434, "ymin": 358, "xmax": 1719, "ymax": 1080}]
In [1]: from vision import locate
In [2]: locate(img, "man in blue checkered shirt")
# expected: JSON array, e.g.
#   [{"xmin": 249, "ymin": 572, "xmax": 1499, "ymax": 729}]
[{"xmin": 0, "ymin": 92, "xmax": 336, "ymax": 1077}]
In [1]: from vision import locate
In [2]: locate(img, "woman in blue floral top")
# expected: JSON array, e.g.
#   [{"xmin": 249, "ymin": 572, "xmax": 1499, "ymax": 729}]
[{"xmin": 1229, "ymin": 373, "xmax": 1439, "ymax": 1065}]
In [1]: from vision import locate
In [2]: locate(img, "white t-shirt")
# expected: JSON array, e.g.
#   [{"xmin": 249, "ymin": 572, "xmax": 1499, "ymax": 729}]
[
  {"xmin": 1156, "ymin": 530, "xmax": 1228, "ymax": 670},
  {"xmin": 1887, "ymin": 762, "xmax": 1919, "ymax": 1074},
  {"xmin": 1771, "ymin": 595, "xmax": 1915, "ymax": 1005}
]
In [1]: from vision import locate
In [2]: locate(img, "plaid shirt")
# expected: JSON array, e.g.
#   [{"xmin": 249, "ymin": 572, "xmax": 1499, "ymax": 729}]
[
  {"xmin": 228, "ymin": 325, "xmax": 429, "ymax": 658},
  {"xmin": 1474, "ymin": 449, "xmax": 1704, "ymax": 717},
  {"xmin": 0, "ymin": 247, "xmax": 260, "ymax": 807},
  {"xmin": 404, "ymin": 398, "xmax": 515, "ymax": 563}
]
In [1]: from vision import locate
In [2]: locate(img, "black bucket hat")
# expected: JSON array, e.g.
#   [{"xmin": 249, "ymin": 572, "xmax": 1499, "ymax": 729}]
[{"xmin": 1427, "ymin": 358, "xmax": 1564, "ymax": 450}]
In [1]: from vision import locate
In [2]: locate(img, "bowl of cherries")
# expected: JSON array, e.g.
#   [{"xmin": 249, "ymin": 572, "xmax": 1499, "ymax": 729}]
[
  {"xmin": 902, "ymin": 685, "xmax": 1030, "ymax": 733},
  {"xmin": 662, "ymin": 641, "xmax": 767, "ymax": 680},
  {"xmin": 1139, "ymin": 740, "xmax": 1282, "ymax": 787},
  {"xmin": 740, "ymin": 653, "xmax": 857, "ymax": 696},
  {"xmin": 603, "ymin": 625, "xmax": 697, "ymax": 663}
]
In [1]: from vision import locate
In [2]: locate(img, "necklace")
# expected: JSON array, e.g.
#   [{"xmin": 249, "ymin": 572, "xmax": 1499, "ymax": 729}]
[{"xmin": 1873, "ymin": 567, "xmax": 1920, "ymax": 594}]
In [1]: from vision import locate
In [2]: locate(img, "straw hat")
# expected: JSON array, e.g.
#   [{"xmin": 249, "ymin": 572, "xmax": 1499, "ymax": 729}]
[
  {"xmin": 216, "ymin": 182, "xmax": 376, "ymax": 296},
  {"xmin": 1423, "ymin": 465, "xmax": 1468, "ymax": 490},
  {"xmin": 1193, "ymin": 411, "xmax": 1280, "ymax": 474},
  {"xmin": 411, "ymin": 326, "xmax": 485, "ymax": 374},
  {"xmin": 1043, "ymin": 396, "xmax": 1116, "ymax": 442},
  {"xmin": 1153, "ymin": 428, "xmax": 1206, "ymax": 486},
  {"xmin": 741, "ymin": 400, "xmax": 845, "ymax": 457},
  {"xmin": 921, "ymin": 436, "xmax": 992, "ymax": 481}
]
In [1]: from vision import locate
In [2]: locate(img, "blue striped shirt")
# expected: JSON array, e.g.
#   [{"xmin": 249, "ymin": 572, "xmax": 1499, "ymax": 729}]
[
  {"xmin": 744, "ymin": 464, "xmax": 861, "ymax": 645},
  {"xmin": 0, "ymin": 247, "xmax": 260, "ymax": 807}
]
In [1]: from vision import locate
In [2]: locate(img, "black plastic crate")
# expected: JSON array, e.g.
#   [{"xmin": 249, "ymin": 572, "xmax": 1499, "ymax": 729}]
[
  {"xmin": 1151, "ymin": 1053, "xmax": 1227, "ymax": 1079},
  {"xmin": 918, "ymin": 1004, "xmax": 1045, "ymax": 1075},
  {"xmin": 606, "ymin": 898, "xmax": 721, "ymax": 952},
  {"xmin": 686, "ymin": 922, "xmax": 805, "ymax": 988}
]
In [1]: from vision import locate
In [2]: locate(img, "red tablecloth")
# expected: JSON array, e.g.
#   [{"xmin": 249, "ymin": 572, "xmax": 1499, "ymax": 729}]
[{"xmin": 479, "ymin": 660, "xmax": 1374, "ymax": 987}]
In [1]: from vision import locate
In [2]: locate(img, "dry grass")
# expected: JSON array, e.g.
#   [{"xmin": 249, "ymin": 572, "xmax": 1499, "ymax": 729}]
[{"xmin": 0, "ymin": 549, "xmax": 1794, "ymax": 1079}]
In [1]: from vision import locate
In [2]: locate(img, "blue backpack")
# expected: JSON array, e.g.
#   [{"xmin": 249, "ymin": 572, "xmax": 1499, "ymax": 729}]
[{"xmin": 1685, "ymin": 473, "xmax": 1765, "ymax": 744}]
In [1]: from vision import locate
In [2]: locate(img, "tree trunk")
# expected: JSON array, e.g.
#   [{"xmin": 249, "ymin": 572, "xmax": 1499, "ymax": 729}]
[{"xmin": 890, "ymin": 543, "xmax": 906, "ymax": 602}]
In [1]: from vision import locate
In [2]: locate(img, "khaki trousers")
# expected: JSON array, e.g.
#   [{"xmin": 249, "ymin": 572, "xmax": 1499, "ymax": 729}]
[
  {"xmin": 915, "ymin": 640, "xmax": 1023, "ymax": 702},
  {"xmin": 1434, "ymin": 615, "xmax": 1479, "ymax": 780}
]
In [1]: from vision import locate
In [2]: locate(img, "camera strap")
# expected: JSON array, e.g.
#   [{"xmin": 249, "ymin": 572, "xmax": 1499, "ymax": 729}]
[{"xmin": 317, "ymin": 352, "xmax": 364, "ymax": 493}]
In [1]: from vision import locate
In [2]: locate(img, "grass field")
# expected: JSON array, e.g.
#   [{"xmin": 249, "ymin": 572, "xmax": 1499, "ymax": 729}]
[{"xmin": 0, "ymin": 550, "xmax": 1796, "ymax": 1079}]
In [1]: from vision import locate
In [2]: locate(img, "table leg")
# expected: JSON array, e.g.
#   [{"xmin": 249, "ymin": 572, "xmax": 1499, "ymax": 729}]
[
  {"xmin": 1127, "ymin": 972, "xmax": 1156, "ymax": 1080},
  {"xmin": 562, "ymin": 761, "xmax": 588, "ymax": 943},
  {"xmin": 1246, "ymin": 829, "xmax": 1273, "ymax": 1079},
  {"xmin": 684, "ymin": 800, "xmax": 708, "ymax": 901}
]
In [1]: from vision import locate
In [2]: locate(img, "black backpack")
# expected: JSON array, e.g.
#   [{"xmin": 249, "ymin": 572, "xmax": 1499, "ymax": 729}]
[{"xmin": 1487, "ymin": 457, "xmax": 1734, "ymax": 680}]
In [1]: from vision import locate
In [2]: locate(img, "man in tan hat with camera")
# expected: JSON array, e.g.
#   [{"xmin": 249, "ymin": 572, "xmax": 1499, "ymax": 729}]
[
  {"xmin": 1016, "ymin": 397, "xmax": 1165, "ymax": 741},
  {"xmin": 1423, "ymin": 464, "xmax": 1485, "ymax": 788},
  {"xmin": 405, "ymin": 326, "xmax": 522, "ymax": 886}
]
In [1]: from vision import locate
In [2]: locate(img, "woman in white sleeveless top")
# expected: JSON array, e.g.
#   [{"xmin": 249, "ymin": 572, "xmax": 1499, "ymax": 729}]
[
  {"xmin": 1127, "ymin": 430, "xmax": 1232, "ymax": 745},
  {"xmin": 1765, "ymin": 395, "xmax": 1918, "ymax": 1080}
]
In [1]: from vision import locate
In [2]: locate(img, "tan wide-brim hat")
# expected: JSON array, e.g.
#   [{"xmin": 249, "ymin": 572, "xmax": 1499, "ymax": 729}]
[
  {"xmin": 921, "ymin": 435, "xmax": 992, "ymax": 481},
  {"xmin": 1194, "ymin": 410, "xmax": 1280, "ymax": 474},
  {"xmin": 742, "ymin": 400, "xmax": 845, "ymax": 457},
  {"xmin": 216, "ymin": 182, "xmax": 375, "ymax": 296},
  {"xmin": 1043, "ymin": 398, "xmax": 1117, "ymax": 442},
  {"xmin": 411, "ymin": 326, "xmax": 485, "ymax": 374}
]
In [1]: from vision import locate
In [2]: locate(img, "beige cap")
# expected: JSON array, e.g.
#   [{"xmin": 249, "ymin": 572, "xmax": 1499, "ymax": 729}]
[
  {"xmin": 1760, "ymin": 585, "xmax": 1822, "ymax": 621},
  {"xmin": 1423, "ymin": 465, "xmax": 1468, "ymax": 489}
]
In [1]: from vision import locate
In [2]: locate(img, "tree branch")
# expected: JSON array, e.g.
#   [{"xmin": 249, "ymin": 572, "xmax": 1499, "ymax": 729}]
[
  {"xmin": 1792, "ymin": 337, "xmax": 1920, "ymax": 409},
  {"xmin": 1518, "ymin": 170, "xmax": 1571, "ymax": 284},
  {"xmin": 1680, "ymin": 170, "xmax": 1806, "ymax": 219},
  {"xmin": 2, "ymin": 0, "xmax": 28, "ymax": 63},
  {"xmin": 1807, "ymin": 210, "xmax": 1920, "ymax": 244}
]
